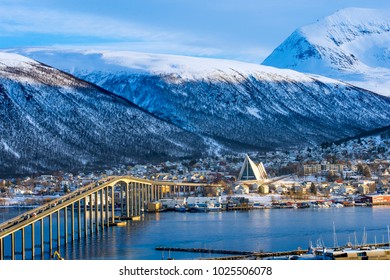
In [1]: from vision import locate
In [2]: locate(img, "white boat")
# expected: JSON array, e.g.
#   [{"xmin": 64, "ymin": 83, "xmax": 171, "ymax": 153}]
[
  {"xmin": 189, "ymin": 202, "xmax": 221, "ymax": 212},
  {"xmin": 331, "ymin": 203, "xmax": 344, "ymax": 208},
  {"xmin": 174, "ymin": 204, "xmax": 187, "ymax": 212},
  {"xmin": 206, "ymin": 203, "xmax": 222, "ymax": 212},
  {"xmin": 189, "ymin": 204, "xmax": 208, "ymax": 212},
  {"xmin": 354, "ymin": 202, "xmax": 368, "ymax": 207}
]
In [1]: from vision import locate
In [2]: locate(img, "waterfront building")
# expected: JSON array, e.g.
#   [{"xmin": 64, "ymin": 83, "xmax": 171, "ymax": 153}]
[{"xmin": 363, "ymin": 194, "xmax": 390, "ymax": 205}]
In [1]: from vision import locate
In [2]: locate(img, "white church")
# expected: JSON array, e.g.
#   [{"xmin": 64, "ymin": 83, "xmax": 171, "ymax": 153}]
[
  {"xmin": 235, "ymin": 154, "xmax": 269, "ymax": 194},
  {"xmin": 238, "ymin": 154, "xmax": 268, "ymax": 182}
]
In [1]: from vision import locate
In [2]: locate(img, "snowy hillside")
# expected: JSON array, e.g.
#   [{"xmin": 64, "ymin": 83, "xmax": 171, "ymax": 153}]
[
  {"xmin": 0, "ymin": 52, "xmax": 207, "ymax": 176},
  {"xmin": 262, "ymin": 8, "xmax": 390, "ymax": 96},
  {"xmin": 15, "ymin": 48, "xmax": 390, "ymax": 154},
  {"xmin": 17, "ymin": 48, "xmax": 320, "ymax": 80}
]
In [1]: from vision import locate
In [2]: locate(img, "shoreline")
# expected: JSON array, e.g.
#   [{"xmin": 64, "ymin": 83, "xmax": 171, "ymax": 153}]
[{"xmin": 0, "ymin": 205, "xmax": 39, "ymax": 209}]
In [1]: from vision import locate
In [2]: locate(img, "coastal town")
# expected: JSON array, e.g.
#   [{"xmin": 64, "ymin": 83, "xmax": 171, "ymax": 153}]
[{"xmin": 1, "ymin": 133, "xmax": 390, "ymax": 209}]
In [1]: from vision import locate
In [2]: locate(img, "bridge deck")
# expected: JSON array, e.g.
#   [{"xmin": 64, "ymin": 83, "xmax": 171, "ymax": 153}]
[{"xmin": 0, "ymin": 176, "xmax": 221, "ymax": 259}]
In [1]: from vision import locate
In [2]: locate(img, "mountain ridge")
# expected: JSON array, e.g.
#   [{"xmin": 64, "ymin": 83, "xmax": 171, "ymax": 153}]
[
  {"xmin": 0, "ymin": 52, "xmax": 207, "ymax": 176},
  {"xmin": 14, "ymin": 49, "xmax": 390, "ymax": 150}
]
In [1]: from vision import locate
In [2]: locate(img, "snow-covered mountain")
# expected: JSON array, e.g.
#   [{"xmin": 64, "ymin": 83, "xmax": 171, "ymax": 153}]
[
  {"xmin": 15, "ymin": 49, "xmax": 390, "ymax": 155},
  {"xmin": 262, "ymin": 8, "xmax": 390, "ymax": 96},
  {"xmin": 0, "ymin": 52, "xmax": 207, "ymax": 176}
]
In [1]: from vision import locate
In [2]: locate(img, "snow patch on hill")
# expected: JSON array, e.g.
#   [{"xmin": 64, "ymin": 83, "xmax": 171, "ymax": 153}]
[
  {"xmin": 15, "ymin": 47, "xmax": 345, "ymax": 85},
  {"xmin": 0, "ymin": 52, "xmax": 37, "ymax": 68}
]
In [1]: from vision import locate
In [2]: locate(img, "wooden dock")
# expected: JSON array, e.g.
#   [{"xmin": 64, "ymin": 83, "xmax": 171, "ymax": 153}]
[
  {"xmin": 114, "ymin": 215, "xmax": 141, "ymax": 221},
  {"xmin": 155, "ymin": 247, "xmax": 308, "ymax": 259},
  {"xmin": 227, "ymin": 205, "xmax": 254, "ymax": 211},
  {"xmin": 156, "ymin": 247, "xmax": 255, "ymax": 255}
]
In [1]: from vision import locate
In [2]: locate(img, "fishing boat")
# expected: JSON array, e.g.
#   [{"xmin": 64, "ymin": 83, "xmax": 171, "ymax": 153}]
[
  {"xmin": 189, "ymin": 203, "xmax": 208, "ymax": 212},
  {"xmin": 174, "ymin": 204, "xmax": 187, "ymax": 212},
  {"xmin": 206, "ymin": 203, "xmax": 222, "ymax": 212}
]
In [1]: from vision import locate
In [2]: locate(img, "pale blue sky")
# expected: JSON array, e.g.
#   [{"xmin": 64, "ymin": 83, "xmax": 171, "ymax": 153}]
[{"xmin": 0, "ymin": 0, "xmax": 389, "ymax": 63}]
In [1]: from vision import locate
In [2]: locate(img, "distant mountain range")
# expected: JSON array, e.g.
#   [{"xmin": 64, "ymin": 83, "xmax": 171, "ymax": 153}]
[
  {"xmin": 15, "ymin": 50, "xmax": 390, "ymax": 148},
  {"xmin": 263, "ymin": 8, "xmax": 390, "ymax": 96},
  {"xmin": 1, "ymin": 7, "xmax": 390, "ymax": 176}
]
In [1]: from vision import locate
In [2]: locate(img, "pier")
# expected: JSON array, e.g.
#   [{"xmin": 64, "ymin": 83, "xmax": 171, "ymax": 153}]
[{"xmin": 155, "ymin": 246, "xmax": 308, "ymax": 259}]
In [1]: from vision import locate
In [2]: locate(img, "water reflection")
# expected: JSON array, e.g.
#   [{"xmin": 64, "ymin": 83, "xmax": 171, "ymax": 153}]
[{"xmin": 2, "ymin": 207, "xmax": 390, "ymax": 260}]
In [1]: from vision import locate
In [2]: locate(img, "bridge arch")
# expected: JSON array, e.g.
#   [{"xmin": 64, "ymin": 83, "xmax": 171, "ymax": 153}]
[{"xmin": 0, "ymin": 176, "xmax": 219, "ymax": 260}]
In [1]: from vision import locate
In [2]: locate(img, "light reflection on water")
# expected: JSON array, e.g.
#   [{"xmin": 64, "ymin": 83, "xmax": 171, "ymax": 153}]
[{"xmin": 1, "ymin": 206, "xmax": 390, "ymax": 260}]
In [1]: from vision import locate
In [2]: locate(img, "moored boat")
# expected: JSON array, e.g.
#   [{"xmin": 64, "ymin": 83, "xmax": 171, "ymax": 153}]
[
  {"xmin": 313, "ymin": 246, "xmax": 390, "ymax": 260},
  {"xmin": 206, "ymin": 203, "xmax": 222, "ymax": 212},
  {"xmin": 189, "ymin": 204, "xmax": 208, "ymax": 212},
  {"xmin": 189, "ymin": 202, "xmax": 222, "ymax": 212},
  {"xmin": 174, "ymin": 204, "xmax": 187, "ymax": 212}
]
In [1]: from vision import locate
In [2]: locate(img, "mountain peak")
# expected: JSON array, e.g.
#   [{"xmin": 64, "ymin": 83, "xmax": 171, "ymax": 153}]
[
  {"xmin": 262, "ymin": 7, "xmax": 390, "ymax": 96},
  {"xmin": 298, "ymin": 7, "xmax": 390, "ymax": 47}
]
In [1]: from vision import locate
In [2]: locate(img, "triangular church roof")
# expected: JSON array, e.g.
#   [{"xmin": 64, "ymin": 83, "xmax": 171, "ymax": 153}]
[{"xmin": 238, "ymin": 154, "xmax": 268, "ymax": 181}]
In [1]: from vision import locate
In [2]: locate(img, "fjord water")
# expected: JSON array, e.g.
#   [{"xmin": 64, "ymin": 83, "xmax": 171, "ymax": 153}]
[{"xmin": 1, "ymin": 207, "xmax": 390, "ymax": 260}]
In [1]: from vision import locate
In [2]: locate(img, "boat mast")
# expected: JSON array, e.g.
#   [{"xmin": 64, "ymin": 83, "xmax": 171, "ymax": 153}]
[
  {"xmin": 362, "ymin": 227, "xmax": 367, "ymax": 246},
  {"xmin": 354, "ymin": 232, "xmax": 358, "ymax": 248}
]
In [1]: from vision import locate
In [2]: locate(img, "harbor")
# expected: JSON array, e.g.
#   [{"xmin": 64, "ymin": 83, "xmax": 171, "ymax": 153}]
[{"xmin": 1, "ymin": 201, "xmax": 390, "ymax": 260}]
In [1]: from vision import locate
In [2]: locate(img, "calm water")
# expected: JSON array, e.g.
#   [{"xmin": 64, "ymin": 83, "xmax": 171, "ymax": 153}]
[{"xmin": 1, "ymin": 206, "xmax": 390, "ymax": 260}]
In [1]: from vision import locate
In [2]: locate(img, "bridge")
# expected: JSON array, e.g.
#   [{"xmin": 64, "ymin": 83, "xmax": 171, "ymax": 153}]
[{"xmin": 0, "ymin": 176, "xmax": 221, "ymax": 260}]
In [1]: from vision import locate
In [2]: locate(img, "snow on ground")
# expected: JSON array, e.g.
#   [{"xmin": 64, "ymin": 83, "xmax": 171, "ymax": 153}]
[
  {"xmin": 0, "ymin": 195, "xmax": 61, "ymax": 207},
  {"xmin": 245, "ymin": 106, "xmax": 261, "ymax": 119},
  {"xmin": 0, "ymin": 140, "xmax": 20, "ymax": 159},
  {"xmin": 221, "ymin": 194, "xmax": 280, "ymax": 204}
]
